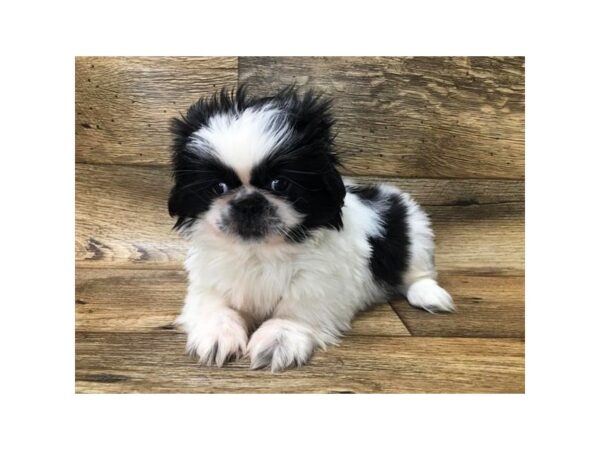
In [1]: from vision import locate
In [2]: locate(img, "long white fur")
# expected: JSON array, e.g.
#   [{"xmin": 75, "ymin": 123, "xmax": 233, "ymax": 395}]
[
  {"xmin": 176, "ymin": 107, "xmax": 455, "ymax": 372},
  {"xmin": 189, "ymin": 106, "xmax": 290, "ymax": 184}
]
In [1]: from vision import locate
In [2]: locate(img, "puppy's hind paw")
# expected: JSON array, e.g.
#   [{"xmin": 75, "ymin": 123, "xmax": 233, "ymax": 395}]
[{"xmin": 406, "ymin": 278, "xmax": 455, "ymax": 313}]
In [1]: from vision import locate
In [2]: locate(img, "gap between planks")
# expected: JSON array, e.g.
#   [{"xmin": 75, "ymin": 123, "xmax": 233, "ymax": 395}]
[
  {"xmin": 73, "ymin": 161, "xmax": 524, "ymax": 181},
  {"xmin": 76, "ymin": 268, "xmax": 523, "ymax": 338}
]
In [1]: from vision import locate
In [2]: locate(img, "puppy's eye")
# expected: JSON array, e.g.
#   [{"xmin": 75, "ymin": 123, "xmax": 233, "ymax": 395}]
[
  {"xmin": 213, "ymin": 182, "xmax": 229, "ymax": 195},
  {"xmin": 270, "ymin": 178, "xmax": 289, "ymax": 193}
]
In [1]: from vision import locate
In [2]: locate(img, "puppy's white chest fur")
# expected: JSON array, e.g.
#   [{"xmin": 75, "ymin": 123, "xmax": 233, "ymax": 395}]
[
  {"xmin": 185, "ymin": 236, "xmax": 299, "ymax": 321},
  {"xmin": 183, "ymin": 193, "xmax": 382, "ymax": 324}
]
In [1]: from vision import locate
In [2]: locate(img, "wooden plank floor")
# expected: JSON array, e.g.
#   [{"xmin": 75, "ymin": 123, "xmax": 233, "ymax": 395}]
[{"xmin": 75, "ymin": 56, "xmax": 525, "ymax": 393}]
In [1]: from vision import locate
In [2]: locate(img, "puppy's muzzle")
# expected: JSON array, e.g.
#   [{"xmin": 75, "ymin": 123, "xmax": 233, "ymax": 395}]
[
  {"xmin": 231, "ymin": 192, "xmax": 268, "ymax": 215},
  {"xmin": 229, "ymin": 192, "xmax": 275, "ymax": 239}
]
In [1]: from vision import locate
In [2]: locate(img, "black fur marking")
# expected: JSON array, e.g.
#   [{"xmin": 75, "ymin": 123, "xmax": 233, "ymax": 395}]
[
  {"xmin": 249, "ymin": 87, "xmax": 346, "ymax": 236},
  {"xmin": 346, "ymin": 184, "xmax": 381, "ymax": 202},
  {"xmin": 352, "ymin": 186, "xmax": 411, "ymax": 287},
  {"xmin": 168, "ymin": 151, "xmax": 242, "ymax": 231},
  {"xmin": 168, "ymin": 85, "xmax": 346, "ymax": 237}
]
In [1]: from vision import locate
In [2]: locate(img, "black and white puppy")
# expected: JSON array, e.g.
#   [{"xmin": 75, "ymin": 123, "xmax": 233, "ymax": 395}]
[{"xmin": 168, "ymin": 86, "xmax": 454, "ymax": 372}]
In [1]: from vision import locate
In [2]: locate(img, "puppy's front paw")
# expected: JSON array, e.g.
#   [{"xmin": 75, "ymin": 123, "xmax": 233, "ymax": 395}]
[
  {"xmin": 183, "ymin": 309, "xmax": 248, "ymax": 367},
  {"xmin": 247, "ymin": 319, "xmax": 317, "ymax": 372}
]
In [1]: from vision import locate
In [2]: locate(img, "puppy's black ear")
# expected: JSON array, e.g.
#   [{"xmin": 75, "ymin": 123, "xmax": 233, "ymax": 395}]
[
  {"xmin": 277, "ymin": 87, "xmax": 336, "ymax": 152},
  {"xmin": 273, "ymin": 87, "xmax": 346, "ymax": 230},
  {"xmin": 286, "ymin": 88, "xmax": 345, "ymax": 210},
  {"xmin": 168, "ymin": 110, "xmax": 199, "ymax": 229},
  {"xmin": 323, "ymin": 160, "xmax": 346, "ymax": 207}
]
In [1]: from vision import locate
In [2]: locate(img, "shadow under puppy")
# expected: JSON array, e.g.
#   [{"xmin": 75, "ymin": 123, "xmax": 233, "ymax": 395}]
[{"xmin": 168, "ymin": 86, "xmax": 454, "ymax": 372}]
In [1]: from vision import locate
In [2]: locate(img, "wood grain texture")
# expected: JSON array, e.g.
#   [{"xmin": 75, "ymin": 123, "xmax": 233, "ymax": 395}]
[
  {"xmin": 75, "ymin": 268, "xmax": 410, "ymax": 336},
  {"xmin": 390, "ymin": 274, "xmax": 524, "ymax": 338},
  {"xmin": 76, "ymin": 331, "xmax": 524, "ymax": 393},
  {"xmin": 75, "ymin": 164, "xmax": 182, "ymax": 267},
  {"xmin": 75, "ymin": 164, "xmax": 523, "ymax": 273},
  {"xmin": 75, "ymin": 57, "xmax": 237, "ymax": 165},
  {"xmin": 356, "ymin": 176, "xmax": 524, "ymax": 206},
  {"xmin": 74, "ymin": 57, "xmax": 526, "ymax": 393},
  {"xmin": 240, "ymin": 57, "xmax": 524, "ymax": 179},
  {"xmin": 76, "ymin": 57, "xmax": 524, "ymax": 180}
]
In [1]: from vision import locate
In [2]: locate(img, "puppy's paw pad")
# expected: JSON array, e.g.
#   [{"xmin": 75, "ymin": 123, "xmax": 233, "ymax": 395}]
[
  {"xmin": 247, "ymin": 319, "xmax": 315, "ymax": 372},
  {"xmin": 407, "ymin": 279, "xmax": 455, "ymax": 313},
  {"xmin": 185, "ymin": 310, "xmax": 248, "ymax": 367}
]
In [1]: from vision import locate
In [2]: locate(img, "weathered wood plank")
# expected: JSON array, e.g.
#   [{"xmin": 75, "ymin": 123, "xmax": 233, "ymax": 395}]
[
  {"xmin": 75, "ymin": 164, "xmax": 182, "ymax": 266},
  {"xmin": 75, "ymin": 57, "xmax": 238, "ymax": 165},
  {"xmin": 75, "ymin": 164, "xmax": 524, "ymax": 273},
  {"xmin": 390, "ymin": 274, "xmax": 524, "ymax": 338},
  {"xmin": 76, "ymin": 57, "xmax": 524, "ymax": 180},
  {"xmin": 76, "ymin": 331, "xmax": 524, "ymax": 393},
  {"xmin": 355, "ymin": 176, "xmax": 524, "ymax": 206},
  {"xmin": 429, "ymin": 203, "xmax": 524, "ymax": 274},
  {"xmin": 240, "ymin": 56, "xmax": 524, "ymax": 179},
  {"xmin": 75, "ymin": 268, "xmax": 410, "ymax": 336}
]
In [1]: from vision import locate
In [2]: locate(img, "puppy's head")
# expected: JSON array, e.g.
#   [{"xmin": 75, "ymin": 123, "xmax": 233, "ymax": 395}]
[{"xmin": 168, "ymin": 86, "xmax": 345, "ymax": 243}]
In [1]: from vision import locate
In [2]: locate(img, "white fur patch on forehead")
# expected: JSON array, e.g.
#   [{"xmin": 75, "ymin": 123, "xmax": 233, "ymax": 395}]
[{"xmin": 188, "ymin": 106, "xmax": 290, "ymax": 184}]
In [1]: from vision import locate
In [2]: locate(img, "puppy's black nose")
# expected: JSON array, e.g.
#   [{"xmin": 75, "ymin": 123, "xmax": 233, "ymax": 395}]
[{"xmin": 231, "ymin": 192, "xmax": 268, "ymax": 214}]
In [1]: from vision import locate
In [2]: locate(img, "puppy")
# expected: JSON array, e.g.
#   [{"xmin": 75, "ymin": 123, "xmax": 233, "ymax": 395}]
[{"xmin": 168, "ymin": 86, "xmax": 454, "ymax": 372}]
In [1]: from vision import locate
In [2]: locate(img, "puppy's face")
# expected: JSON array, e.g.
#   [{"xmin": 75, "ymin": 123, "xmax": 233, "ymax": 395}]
[{"xmin": 168, "ymin": 87, "xmax": 346, "ymax": 243}]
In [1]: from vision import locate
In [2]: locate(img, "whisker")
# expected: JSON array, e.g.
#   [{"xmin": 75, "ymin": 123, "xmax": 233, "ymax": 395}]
[
  {"xmin": 274, "ymin": 223, "xmax": 308, "ymax": 242},
  {"xmin": 279, "ymin": 168, "xmax": 332, "ymax": 176},
  {"xmin": 176, "ymin": 176, "xmax": 222, "ymax": 191}
]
